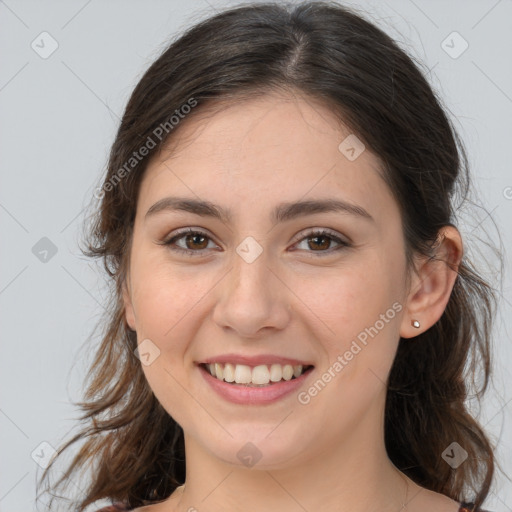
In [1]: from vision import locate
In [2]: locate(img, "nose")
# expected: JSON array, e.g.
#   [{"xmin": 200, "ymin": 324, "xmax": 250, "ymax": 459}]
[{"xmin": 212, "ymin": 248, "xmax": 291, "ymax": 338}]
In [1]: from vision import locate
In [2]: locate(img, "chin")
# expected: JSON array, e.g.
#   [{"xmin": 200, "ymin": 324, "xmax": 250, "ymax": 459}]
[{"xmin": 202, "ymin": 428, "xmax": 311, "ymax": 470}]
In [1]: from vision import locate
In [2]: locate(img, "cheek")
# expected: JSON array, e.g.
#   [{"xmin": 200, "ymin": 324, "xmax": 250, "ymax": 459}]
[
  {"xmin": 300, "ymin": 254, "xmax": 400, "ymax": 336},
  {"xmin": 296, "ymin": 252, "xmax": 404, "ymax": 385},
  {"xmin": 129, "ymin": 246, "xmax": 206, "ymax": 339},
  {"xmin": 131, "ymin": 262, "xmax": 207, "ymax": 417},
  {"xmin": 295, "ymin": 263, "xmax": 402, "ymax": 427}
]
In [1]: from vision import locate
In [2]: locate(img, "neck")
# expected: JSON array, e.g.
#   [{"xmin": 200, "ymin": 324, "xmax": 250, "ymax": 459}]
[{"xmin": 167, "ymin": 403, "xmax": 417, "ymax": 512}]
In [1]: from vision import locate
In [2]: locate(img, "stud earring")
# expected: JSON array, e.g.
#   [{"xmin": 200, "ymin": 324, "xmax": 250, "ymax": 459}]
[{"xmin": 411, "ymin": 319, "xmax": 421, "ymax": 329}]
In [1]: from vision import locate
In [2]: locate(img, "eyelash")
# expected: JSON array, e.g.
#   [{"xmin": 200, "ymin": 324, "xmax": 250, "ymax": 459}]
[{"xmin": 161, "ymin": 227, "xmax": 351, "ymax": 258}]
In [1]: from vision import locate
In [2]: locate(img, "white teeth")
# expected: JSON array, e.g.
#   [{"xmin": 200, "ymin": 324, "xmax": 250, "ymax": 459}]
[
  {"xmin": 252, "ymin": 365, "xmax": 270, "ymax": 385},
  {"xmin": 223, "ymin": 363, "xmax": 235, "ymax": 382},
  {"xmin": 214, "ymin": 363, "xmax": 224, "ymax": 380},
  {"xmin": 282, "ymin": 364, "xmax": 294, "ymax": 381},
  {"xmin": 234, "ymin": 364, "xmax": 252, "ymax": 384},
  {"xmin": 204, "ymin": 362, "xmax": 309, "ymax": 385},
  {"xmin": 269, "ymin": 364, "xmax": 282, "ymax": 382}
]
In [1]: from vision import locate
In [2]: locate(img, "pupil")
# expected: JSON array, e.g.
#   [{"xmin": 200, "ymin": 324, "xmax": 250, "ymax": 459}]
[
  {"xmin": 187, "ymin": 234, "xmax": 207, "ymax": 249},
  {"xmin": 310, "ymin": 235, "xmax": 329, "ymax": 250}
]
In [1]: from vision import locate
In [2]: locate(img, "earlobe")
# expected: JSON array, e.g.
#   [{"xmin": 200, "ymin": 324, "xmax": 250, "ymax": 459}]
[
  {"xmin": 122, "ymin": 280, "xmax": 136, "ymax": 331},
  {"xmin": 400, "ymin": 226, "xmax": 463, "ymax": 339}
]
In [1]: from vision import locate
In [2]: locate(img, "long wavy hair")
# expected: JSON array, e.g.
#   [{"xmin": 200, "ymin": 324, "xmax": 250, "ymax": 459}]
[{"xmin": 37, "ymin": 2, "xmax": 503, "ymax": 511}]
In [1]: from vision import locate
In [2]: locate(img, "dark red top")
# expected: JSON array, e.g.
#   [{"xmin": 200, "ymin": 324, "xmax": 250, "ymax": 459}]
[{"xmin": 95, "ymin": 501, "xmax": 491, "ymax": 511}]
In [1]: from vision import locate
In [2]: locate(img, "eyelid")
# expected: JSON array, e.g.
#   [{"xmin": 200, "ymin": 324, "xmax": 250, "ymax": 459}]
[{"xmin": 291, "ymin": 227, "xmax": 350, "ymax": 245}]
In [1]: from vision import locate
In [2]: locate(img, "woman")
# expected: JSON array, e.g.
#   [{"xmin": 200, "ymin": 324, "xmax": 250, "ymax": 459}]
[{"xmin": 37, "ymin": 2, "xmax": 502, "ymax": 511}]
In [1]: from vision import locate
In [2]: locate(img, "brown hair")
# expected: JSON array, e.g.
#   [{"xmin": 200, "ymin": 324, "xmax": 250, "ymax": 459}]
[{"xmin": 37, "ymin": 2, "xmax": 502, "ymax": 510}]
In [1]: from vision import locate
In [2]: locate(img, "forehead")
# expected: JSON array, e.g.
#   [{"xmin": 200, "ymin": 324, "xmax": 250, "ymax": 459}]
[{"xmin": 137, "ymin": 91, "xmax": 398, "ymax": 226}]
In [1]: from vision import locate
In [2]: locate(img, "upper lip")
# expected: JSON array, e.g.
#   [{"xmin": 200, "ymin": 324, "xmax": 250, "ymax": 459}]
[{"xmin": 198, "ymin": 353, "xmax": 314, "ymax": 367}]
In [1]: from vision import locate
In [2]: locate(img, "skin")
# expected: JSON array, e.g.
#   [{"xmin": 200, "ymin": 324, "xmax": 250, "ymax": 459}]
[{"xmin": 122, "ymin": 90, "xmax": 463, "ymax": 512}]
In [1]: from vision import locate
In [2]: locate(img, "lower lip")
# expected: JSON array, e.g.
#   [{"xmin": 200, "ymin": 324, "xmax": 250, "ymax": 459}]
[{"xmin": 199, "ymin": 365, "xmax": 314, "ymax": 405}]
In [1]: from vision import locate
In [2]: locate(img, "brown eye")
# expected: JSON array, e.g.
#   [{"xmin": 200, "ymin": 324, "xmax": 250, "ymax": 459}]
[
  {"xmin": 183, "ymin": 233, "xmax": 209, "ymax": 250},
  {"xmin": 163, "ymin": 229, "xmax": 217, "ymax": 256},
  {"xmin": 307, "ymin": 234, "xmax": 332, "ymax": 251},
  {"xmin": 293, "ymin": 229, "xmax": 350, "ymax": 256},
  {"xmin": 161, "ymin": 227, "xmax": 350, "ymax": 258}
]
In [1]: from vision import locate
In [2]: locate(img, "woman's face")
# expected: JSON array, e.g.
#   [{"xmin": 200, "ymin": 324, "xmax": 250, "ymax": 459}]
[{"xmin": 123, "ymin": 91, "xmax": 411, "ymax": 469}]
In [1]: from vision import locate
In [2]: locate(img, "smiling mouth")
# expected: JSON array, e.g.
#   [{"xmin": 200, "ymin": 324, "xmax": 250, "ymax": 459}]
[{"xmin": 200, "ymin": 362, "xmax": 314, "ymax": 387}]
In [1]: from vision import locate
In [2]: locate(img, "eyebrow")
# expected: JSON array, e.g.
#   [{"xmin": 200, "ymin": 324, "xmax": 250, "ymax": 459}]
[{"xmin": 145, "ymin": 196, "xmax": 374, "ymax": 224}]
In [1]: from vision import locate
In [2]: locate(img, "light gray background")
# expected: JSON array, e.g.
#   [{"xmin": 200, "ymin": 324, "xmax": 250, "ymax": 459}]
[{"xmin": 1, "ymin": 0, "xmax": 511, "ymax": 511}]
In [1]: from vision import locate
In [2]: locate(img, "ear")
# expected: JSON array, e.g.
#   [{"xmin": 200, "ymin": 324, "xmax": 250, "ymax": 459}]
[
  {"xmin": 400, "ymin": 225, "xmax": 463, "ymax": 339},
  {"xmin": 122, "ymin": 278, "xmax": 136, "ymax": 331}
]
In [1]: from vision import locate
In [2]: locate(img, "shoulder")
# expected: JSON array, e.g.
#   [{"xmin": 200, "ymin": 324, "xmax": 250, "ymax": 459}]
[
  {"xmin": 459, "ymin": 502, "xmax": 493, "ymax": 512},
  {"xmin": 94, "ymin": 503, "xmax": 132, "ymax": 512},
  {"xmin": 94, "ymin": 497, "xmax": 178, "ymax": 512},
  {"xmin": 93, "ymin": 498, "xmax": 496, "ymax": 512}
]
